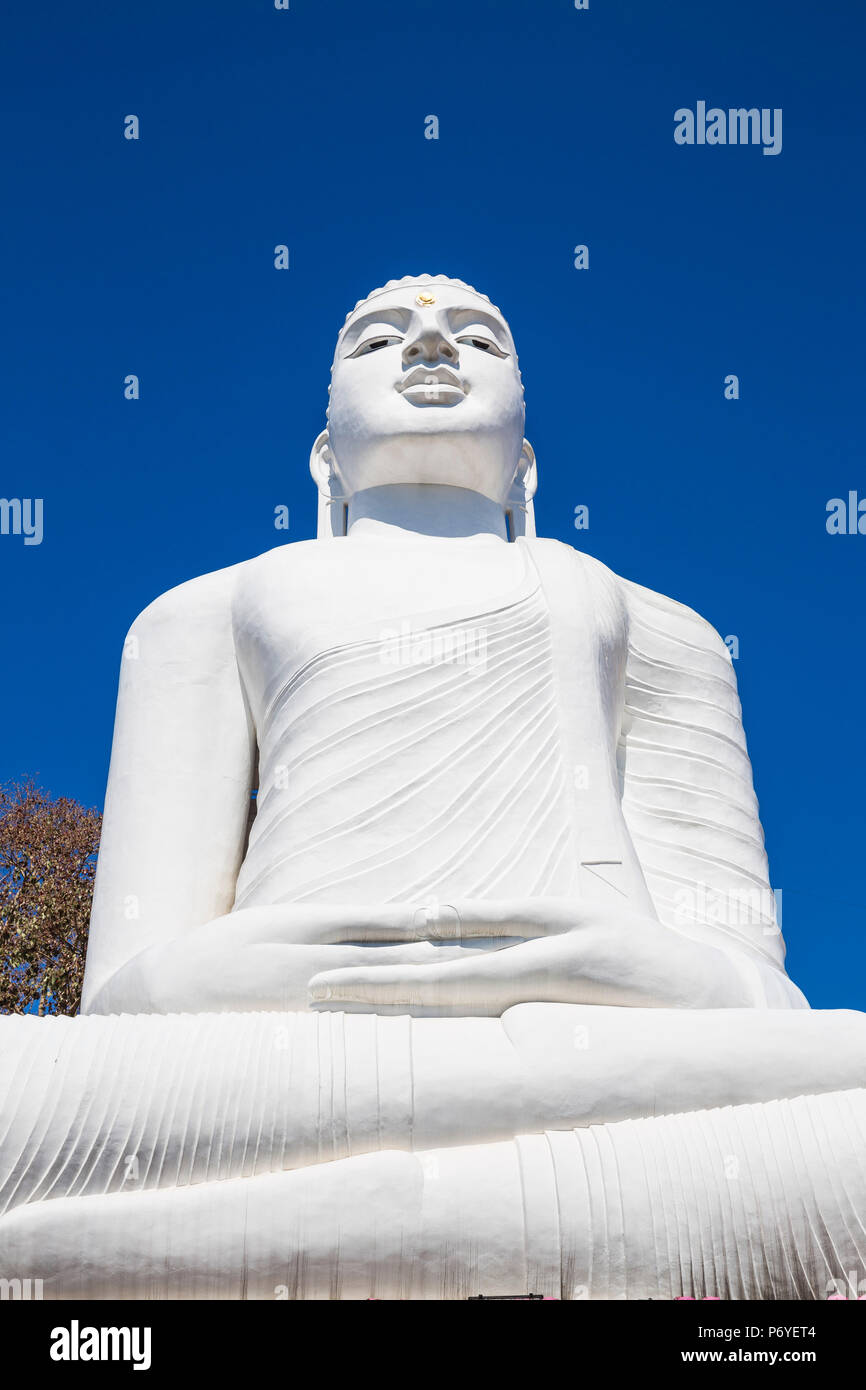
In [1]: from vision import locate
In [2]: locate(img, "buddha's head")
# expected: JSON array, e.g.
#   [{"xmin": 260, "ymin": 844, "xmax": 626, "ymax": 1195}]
[{"xmin": 310, "ymin": 275, "xmax": 537, "ymax": 535}]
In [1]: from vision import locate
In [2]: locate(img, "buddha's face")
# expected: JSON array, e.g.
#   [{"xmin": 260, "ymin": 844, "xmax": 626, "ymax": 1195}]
[{"xmin": 323, "ymin": 284, "xmax": 527, "ymax": 505}]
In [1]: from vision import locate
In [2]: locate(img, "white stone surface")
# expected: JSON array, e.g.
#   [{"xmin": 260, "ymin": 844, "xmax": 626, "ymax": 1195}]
[{"xmin": 0, "ymin": 275, "xmax": 862, "ymax": 1298}]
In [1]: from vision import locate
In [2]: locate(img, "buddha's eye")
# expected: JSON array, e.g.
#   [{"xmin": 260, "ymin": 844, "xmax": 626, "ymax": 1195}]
[
  {"xmin": 352, "ymin": 335, "xmax": 402, "ymax": 357},
  {"xmin": 456, "ymin": 334, "xmax": 508, "ymax": 358}
]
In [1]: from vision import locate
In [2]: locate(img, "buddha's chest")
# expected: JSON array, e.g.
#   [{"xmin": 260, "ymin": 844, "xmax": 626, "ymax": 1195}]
[
  {"xmin": 234, "ymin": 538, "xmax": 569, "ymax": 720},
  {"xmin": 232, "ymin": 538, "xmax": 630, "ymax": 766},
  {"xmin": 230, "ymin": 538, "xmax": 634, "ymax": 909}
]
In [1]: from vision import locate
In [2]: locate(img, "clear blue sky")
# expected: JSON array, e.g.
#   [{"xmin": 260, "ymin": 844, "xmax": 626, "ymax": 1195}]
[{"xmin": 2, "ymin": 0, "xmax": 863, "ymax": 1008}]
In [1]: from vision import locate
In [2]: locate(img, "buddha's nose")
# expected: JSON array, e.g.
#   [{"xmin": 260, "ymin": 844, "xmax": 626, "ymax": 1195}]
[{"xmin": 402, "ymin": 323, "xmax": 458, "ymax": 368}]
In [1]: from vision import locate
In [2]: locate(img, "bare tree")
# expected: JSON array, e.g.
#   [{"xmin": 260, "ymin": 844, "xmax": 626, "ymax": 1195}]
[{"xmin": 0, "ymin": 780, "xmax": 101, "ymax": 1015}]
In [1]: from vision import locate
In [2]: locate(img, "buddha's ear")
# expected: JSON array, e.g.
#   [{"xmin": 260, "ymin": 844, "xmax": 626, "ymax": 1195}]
[
  {"xmin": 505, "ymin": 440, "xmax": 537, "ymax": 540},
  {"xmin": 506, "ymin": 438, "xmax": 538, "ymax": 506},
  {"xmin": 309, "ymin": 429, "xmax": 336, "ymax": 492},
  {"xmin": 516, "ymin": 439, "xmax": 537, "ymax": 501},
  {"xmin": 309, "ymin": 429, "xmax": 348, "ymax": 538}
]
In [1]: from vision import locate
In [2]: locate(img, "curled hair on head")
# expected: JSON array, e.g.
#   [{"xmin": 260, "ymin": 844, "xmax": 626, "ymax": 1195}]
[{"xmin": 342, "ymin": 274, "xmax": 502, "ymax": 324}]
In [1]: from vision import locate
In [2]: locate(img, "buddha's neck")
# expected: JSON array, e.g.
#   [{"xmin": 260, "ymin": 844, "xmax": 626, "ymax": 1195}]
[{"xmin": 346, "ymin": 485, "xmax": 508, "ymax": 542}]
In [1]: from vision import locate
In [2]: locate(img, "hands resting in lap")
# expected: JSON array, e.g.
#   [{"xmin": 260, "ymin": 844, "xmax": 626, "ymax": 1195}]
[{"xmin": 87, "ymin": 897, "xmax": 758, "ymax": 1016}]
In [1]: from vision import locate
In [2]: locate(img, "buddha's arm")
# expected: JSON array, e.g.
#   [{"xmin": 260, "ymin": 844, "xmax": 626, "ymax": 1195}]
[
  {"xmin": 81, "ymin": 566, "xmax": 256, "ymax": 1013},
  {"xmin": 617, "ymin": 576, "xmax": 808, "ymax": 1010}
]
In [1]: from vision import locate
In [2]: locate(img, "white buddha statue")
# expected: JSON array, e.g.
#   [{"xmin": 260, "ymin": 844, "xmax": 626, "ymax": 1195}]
[{"xmin": 1, "ymin": 275, "xmax": 864, "ymax": 1300}]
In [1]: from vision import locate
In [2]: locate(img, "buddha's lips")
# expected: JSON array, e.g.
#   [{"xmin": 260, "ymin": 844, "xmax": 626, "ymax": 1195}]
[{"xmin": 396, "ymin": 366, "xmax": 467, "ymax": 399}]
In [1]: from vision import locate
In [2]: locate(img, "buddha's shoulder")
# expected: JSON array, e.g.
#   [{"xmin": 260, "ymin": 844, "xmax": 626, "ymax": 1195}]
[
  {"xmin": 612, "ymin": 568, "xmax": 731, "ymax": 659},
  {"xmin": 127, "ymin": 542, "xmax": 321, "ymax": 637},
  {"xmin": 527, "ymin": 539, "xmax": 729, "ymax": 656},
  {"xmin": 526, "ymin": 537, "xmax": 619, "ymax": 590}
]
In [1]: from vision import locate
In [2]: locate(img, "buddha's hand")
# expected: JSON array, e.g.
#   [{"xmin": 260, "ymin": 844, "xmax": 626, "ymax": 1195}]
[
  {"xmin": 307, "ymin": 898, "xmax": 760, "ymax": 1016},
  {"xmin": 84, "ymin": 901, "xmax": 529, "ymax": 1015}
]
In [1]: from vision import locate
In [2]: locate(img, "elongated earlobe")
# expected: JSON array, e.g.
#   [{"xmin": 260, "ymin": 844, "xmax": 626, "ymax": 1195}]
[
  {"xmin": 310, "ymin": 430, "xmax": 348, "ymax": 538},
  {"xmin": 505, "ymin": 440, "xmax": 537, "ymax": 539}
]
